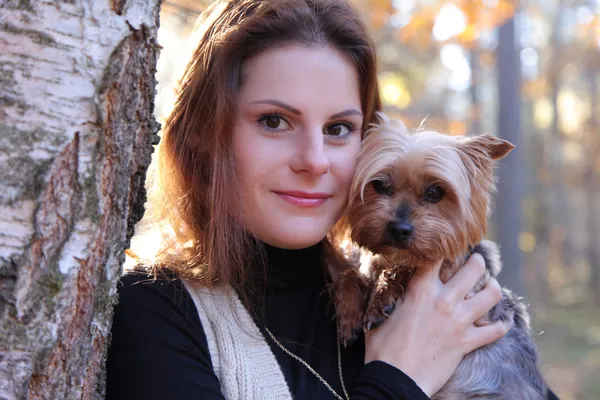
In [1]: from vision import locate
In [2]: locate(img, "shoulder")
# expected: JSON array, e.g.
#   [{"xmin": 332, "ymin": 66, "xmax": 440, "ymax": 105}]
[
  {"xmin": 113, "ymin": 268, "xmax": 205, "ymax": 337},
  {"xmin": 106, "ymin": 269, "xmax": 225, "ymax": 399}
]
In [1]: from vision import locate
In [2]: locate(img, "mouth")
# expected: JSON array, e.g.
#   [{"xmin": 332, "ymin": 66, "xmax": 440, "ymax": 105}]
[
  {"xmin": 381, "ymin": 237, "xmax": 412, "ymax": 250},
  {"xmin": 274, "ymin": 190, "xmax": 331, "ymax": 208},
  {"xmin": 392, "ymin": 242, "xmax": 411, "ymax": 250}
]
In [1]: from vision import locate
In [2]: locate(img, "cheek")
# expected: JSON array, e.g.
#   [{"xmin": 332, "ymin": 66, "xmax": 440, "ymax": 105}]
[
  {"xmin": 330, "ymin": 140, "xmax": 361, "ymax": 193},
  {"xmin": 232, "ymin": 118, "xmax": 274, "ymax": 185},
  {"xmin": 232, "ymin": 122, "xmax": 263, "ymax": 198}
]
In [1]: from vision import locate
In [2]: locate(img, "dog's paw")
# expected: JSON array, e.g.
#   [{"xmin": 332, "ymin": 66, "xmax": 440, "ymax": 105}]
[
  {"xmin": 363, "ymin": 294, "xmax": 397, "ymax": 331},
  {"xmin": 338, "ymin": 310, "xmax": 364, "ymax": 347},
  {"xmin": 334, "ymin": 269, "xmax": 370, "ymax": 347}
]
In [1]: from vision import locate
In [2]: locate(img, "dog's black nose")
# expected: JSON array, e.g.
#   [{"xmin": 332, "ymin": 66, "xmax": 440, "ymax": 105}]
[{"xmin": 386, "ymin": 221, "xmax": 414, "ymax": 244}]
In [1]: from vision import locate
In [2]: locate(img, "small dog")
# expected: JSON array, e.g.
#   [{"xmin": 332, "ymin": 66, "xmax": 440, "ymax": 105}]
[{"xmin": 330, "ymin": 115, "xmax": 549, "ymax": 400}]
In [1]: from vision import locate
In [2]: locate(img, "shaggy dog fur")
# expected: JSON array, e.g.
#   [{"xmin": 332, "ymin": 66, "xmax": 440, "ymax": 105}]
[{"xmin": 328, "ymin": 115, "xmax": 549, "ymax": 400}]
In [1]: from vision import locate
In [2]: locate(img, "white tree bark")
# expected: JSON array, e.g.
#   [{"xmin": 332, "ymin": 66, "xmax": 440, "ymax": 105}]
[{"xmin": 0, "ymin": 0, "xmax": 162, "ymax": 398}]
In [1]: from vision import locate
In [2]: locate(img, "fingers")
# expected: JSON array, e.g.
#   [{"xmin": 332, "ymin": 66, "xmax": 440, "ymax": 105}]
[
  {"xmin": 463, "ymin": 277, "xmax": 503, "ymax": 322},
  {"xmin": 444, "ymin": 253, "xmax": 486, "ymax": 298},
  {"xmin": 465, "ymin": 319, "xmax": 511, "ymax": 352}
]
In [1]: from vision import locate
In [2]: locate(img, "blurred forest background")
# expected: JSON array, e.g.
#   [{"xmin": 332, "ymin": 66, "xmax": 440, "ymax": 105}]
[{"xmin": 147, "ymin": 0, "xmax": 600, "ymax": 398}]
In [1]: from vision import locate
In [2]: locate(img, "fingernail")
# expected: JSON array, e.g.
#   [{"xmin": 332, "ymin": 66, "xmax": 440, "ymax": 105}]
[
  {"xmin": 367, "ymin": 316, "xmax": 385, "ymax": 330},
  {"xmin": 473, "ymin": 253, "xmax": 485, "ymax": 264}
]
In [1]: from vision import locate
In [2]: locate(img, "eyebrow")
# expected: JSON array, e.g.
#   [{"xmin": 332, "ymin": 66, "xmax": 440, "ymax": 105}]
[{"xmin": 251, "ymin": 99, "xmax": 362, "ymax": 120}]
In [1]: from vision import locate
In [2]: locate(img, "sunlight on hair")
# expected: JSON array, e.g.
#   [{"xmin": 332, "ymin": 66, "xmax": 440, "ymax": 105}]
[
  {"xmin": 155, "ymin": 1, "xmax": 228, "ymax": 121},
  {"xmin": 338, "ymin": 238, "xmax": 374, "ymax": 275},
  {"xmin": 123, "ymin": 224, "xmax": 167, "ymax": 270}
]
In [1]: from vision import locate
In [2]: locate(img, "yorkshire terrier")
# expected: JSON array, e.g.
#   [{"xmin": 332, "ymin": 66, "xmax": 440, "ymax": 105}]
[{"xmin": 328, "ymin": 115, "xmax": 549, "ymax": 399}]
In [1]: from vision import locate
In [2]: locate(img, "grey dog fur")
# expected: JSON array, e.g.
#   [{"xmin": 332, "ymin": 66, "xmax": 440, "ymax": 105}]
[{"xmin": 433, "ymin": 240, "xmax": 548, "ymax": 400}]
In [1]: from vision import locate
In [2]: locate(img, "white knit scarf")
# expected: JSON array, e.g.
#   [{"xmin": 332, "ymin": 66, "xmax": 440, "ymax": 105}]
[{"xmin": 182, "ymin": 280, "xmax": 293, "ymax": 400}]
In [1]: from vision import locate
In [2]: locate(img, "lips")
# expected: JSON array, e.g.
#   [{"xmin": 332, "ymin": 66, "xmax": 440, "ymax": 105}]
[{"xmin": 274, "ymin": 191, "xmax": 331, "ymax": 207}]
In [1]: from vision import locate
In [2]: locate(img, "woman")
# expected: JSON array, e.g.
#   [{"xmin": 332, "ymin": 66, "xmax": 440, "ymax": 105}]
[{"xmin": 105, "ymin": 1, "xmax": 557, "ymax": 399}]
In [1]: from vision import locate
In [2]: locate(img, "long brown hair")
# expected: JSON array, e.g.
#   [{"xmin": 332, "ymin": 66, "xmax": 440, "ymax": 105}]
[{"xmin": 141, "ymin": 0, "xmax": 381, "ymax": 308}]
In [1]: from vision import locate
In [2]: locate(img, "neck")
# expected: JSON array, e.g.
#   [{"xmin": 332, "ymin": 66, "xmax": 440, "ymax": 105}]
[{"xmin": 251, "ymin": 239, "xmax": 326, "ymax": 287}]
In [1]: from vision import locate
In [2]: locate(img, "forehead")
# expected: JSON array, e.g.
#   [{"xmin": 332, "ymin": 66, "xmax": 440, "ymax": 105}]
[
  {"xmin": 389, "ymin": 132, "xmax": 469, "ymax": 194},
  {"xmin": 238, "ymin": 44, "xmax": 361, "ymax": 109}
]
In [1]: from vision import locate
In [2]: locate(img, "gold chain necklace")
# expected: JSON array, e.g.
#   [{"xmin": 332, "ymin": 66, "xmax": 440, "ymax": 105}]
[{"xmin": 265, "ymin": 326, "xmax": 350, "ymax": 400}]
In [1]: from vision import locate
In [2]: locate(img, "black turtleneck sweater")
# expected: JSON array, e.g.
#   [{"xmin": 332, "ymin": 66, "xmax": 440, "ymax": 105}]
[
  {"xmin": 105, "ymin": 242, "xmax": 559, "ymax": 400},
  {"xmin": 105, "ymin": 241, "xmax": 430, "ymax": 399}
]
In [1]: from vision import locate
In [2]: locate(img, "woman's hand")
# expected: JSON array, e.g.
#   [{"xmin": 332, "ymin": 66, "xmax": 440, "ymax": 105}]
[{"xmin": 363, "ymin": 253, "xmax": 510, "ymax": 397}]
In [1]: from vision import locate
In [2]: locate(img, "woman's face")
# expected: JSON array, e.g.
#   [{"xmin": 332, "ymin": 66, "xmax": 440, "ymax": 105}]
[{"xmin": 233, "ymin": 44, "xmax": 363, "ymax": 249}]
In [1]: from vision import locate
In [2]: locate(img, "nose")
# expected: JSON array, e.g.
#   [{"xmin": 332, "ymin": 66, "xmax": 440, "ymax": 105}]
[
  {"xmin": 290, "ymin": 128, "xmax": 329, "ymax": 175},
  {"xmin": 386, "ymin": 221, "xmax": 414, "ymax": 244}
]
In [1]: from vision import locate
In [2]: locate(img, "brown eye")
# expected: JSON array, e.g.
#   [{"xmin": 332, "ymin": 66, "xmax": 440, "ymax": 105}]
[
  {"xmin": 325, "ymin": 123, "xmax": 351, "ymax": 138},
  {"xmin": 372, "ymin": 179, "xmax": 394, "ymax": 196},
  {"xmin": 424, "ymin": 185, "xmax": 445, "ymax": 203},
  {"xmin": 264, "ymin": 115, "xmax": 280, "ymax": 129},
  {"xmin": 259, "ymin": 114, "xmax": 290, "ymax": 130}
]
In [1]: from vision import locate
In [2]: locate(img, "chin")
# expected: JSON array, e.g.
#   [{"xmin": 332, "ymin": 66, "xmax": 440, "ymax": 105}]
[
  {"xmin": 259, "ymin": 219, "xmax": 332, "ymax": 250},
  {"xmin": 271, "ymin": 230, "xmax": 327, "ymax": 249}
]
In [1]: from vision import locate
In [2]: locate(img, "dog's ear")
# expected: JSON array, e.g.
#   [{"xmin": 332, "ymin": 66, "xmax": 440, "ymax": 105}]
[
  {"xmin": 458, "ymin": 134, "xmax": 515, "ymax": 185},
  {"xmin": 456, "ymin": 134, "xmax": 513, "ymax": 241},
  {"xmin": 464, "ymin": 134, "xmax": 515, "ymax": 160}
]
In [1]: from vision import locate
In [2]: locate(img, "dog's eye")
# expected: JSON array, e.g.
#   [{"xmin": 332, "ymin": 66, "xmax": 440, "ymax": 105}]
[
  {"xmin": 424, "ymin": 185, "xmax": 445, "ymax": 203},
  {"xmin": 372, "ymin": 179, "xmax": 394, "ymax": 196}
]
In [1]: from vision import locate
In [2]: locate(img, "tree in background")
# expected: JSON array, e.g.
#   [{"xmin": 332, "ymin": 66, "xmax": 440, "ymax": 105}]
[
  {"xmin": 0, "ymin": 1, "xmax": 161, "ymax": 398},
  {"xmin": 346, "ymin": 2, "xmax": 600, "ymax": 396},
  {"xmin": 494, "ymin": 14, "xmax": 525, "ymax": 296}
]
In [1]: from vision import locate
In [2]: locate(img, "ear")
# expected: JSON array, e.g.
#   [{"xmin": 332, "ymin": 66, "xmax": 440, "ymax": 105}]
[
  {"xmin": 466, "ymin": 134, "xmax": 515, "ymax": 160},
  {"xmin": 457, "ymin": 133, "xmax": 512, "ymax": 194}
]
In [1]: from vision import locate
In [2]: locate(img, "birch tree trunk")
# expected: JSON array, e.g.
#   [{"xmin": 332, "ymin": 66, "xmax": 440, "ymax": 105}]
[{"xmin": 0, "ymin": 1, "xmax": 162, "ymax": 398}]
